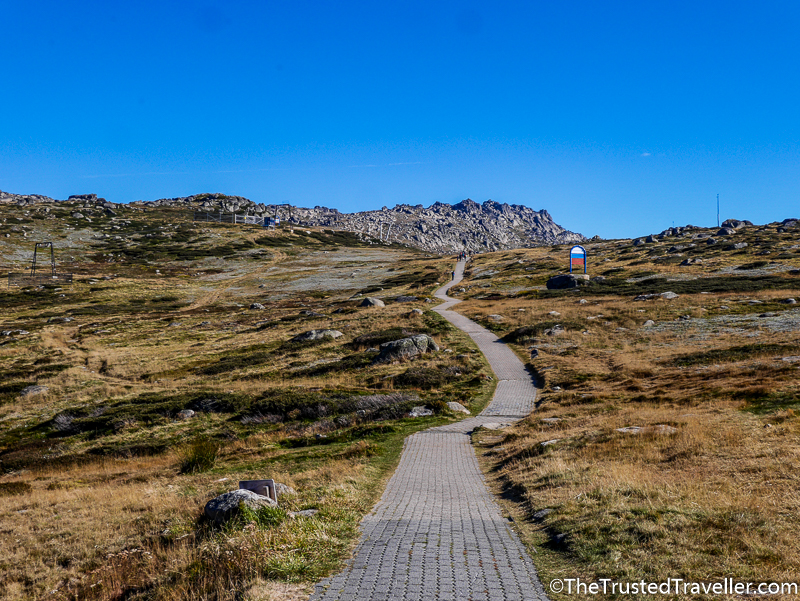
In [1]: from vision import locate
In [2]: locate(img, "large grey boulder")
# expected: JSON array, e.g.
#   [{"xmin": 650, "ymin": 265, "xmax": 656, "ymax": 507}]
[
  {"xmin": 374, "ymin": 334, "xmax": 439, "ymax": 364},
  {"xmin": 290, "ymin": 329, "xmax": 343, "ymax": 342},
  {"xmin": 546, "ymin": 274, "xmax": 588, "ymax": 290},
  {"xmin": 204, "ymin": 489, "xmax": 277, "ymax": 525},
  {"xmin": 360, "ymin": 297, "xmax": 385, "ymax": 307}
]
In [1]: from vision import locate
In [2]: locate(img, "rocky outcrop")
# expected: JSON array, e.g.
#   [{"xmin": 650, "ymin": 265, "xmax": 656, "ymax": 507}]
[
  {"xmin": 2, "ymin": 188, "xmax": 584, "ymax": 253},
  {"xmin": 374, "ymin": 334, "xmax": 439, "ymax": 364},
  {"xmin": 290, "ymin": 329, "xmax": 343, "ymax": 342},
  {"xmin": 204, "ymin": 489, "xmax": 277, "ymax": 525},
  {"xmin": 134, "ymin": 194, "xmax": 586, "ymax": 253}
]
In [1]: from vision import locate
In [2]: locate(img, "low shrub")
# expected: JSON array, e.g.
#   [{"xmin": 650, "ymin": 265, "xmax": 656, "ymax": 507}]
[{"xmin": 179, "ymin": 436, "xmax": 221, "ymax": 474}]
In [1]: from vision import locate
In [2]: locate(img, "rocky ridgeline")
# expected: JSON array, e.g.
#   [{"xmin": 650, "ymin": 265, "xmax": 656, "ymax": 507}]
[
  {"xmin": 141, "ymin": 193, "xmax": 585, "ymax": 253},
  {"xmin": 1, "ymin": 189, "xmax": 584, "ymax": 253}
]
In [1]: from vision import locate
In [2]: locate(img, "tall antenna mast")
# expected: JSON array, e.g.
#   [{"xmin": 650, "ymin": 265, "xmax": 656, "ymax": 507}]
[{"xmin": 717, "ymin": 194, "xmax": 720, "ymax": 227}]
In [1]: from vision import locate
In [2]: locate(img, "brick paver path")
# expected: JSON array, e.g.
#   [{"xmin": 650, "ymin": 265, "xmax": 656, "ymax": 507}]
[{"xmin": 309, "ymin": 260, "xmax": 548, "ymax": 601}]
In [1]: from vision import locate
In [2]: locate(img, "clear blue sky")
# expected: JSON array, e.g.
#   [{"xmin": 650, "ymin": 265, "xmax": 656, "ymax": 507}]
[{"xmin": 2, "ymin": 1, "xmax": 799, "ymax": 238}]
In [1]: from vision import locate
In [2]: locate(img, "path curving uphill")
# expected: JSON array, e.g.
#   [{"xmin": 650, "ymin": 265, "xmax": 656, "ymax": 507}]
[{"xmin": 309, "ymin": 260, "xmax": 548, "ymax": 601}]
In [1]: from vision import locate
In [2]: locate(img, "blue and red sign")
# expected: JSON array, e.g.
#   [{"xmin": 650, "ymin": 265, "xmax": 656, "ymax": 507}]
[{"xmin": 569, "ymin": 245, "xmax": 587, "ymax": 274}]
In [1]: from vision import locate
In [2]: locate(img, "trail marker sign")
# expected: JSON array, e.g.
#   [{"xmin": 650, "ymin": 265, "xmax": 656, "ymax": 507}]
[{"xmin": 569, "ymin": 245, "xmax": 587, "ymax": 274}]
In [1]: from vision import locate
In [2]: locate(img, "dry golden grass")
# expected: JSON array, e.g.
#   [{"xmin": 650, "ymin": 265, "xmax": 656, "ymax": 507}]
[
  {"xmin": 460, "ymin": 236, "xmax": 800, "ymax": 599},
  {"xmin": 0, "ymin": 218, "xmax": 486, "ymax": 599}
]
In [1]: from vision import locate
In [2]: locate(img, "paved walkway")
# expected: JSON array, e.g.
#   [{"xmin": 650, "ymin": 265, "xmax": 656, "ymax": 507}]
[{"xmin": 309, "ymin": 260, "xmax": 548, "ymax": 601}]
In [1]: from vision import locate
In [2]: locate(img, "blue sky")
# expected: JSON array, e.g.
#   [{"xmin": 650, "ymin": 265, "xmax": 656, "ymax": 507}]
[{"xmin": 2, "ymin": 1, "xmax": 799, "ymax": 238}]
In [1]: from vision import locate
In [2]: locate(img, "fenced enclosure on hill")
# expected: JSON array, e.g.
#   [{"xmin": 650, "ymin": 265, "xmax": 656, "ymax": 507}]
[
  {"xmin": 7, "ymin": 273, "xmax": 73, "ymax": 287},
  {"xmin": 7, "ymin": 241, "xmax": 74, "ymax": 287}
]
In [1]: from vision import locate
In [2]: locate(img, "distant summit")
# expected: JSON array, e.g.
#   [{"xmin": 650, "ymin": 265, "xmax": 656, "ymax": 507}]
[
  {"xmin": 138, "ymin": 193, "xmax": 585, "ymax": 253},
  {"xmin": 0, "ymin": 189, "xmax": 585, "ymax": 253}
]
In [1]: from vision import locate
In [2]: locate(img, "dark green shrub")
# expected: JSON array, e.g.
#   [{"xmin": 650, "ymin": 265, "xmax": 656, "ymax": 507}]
[{"xmin": 179, "ymin": 437, "xmax": 221, "ymax": 474}]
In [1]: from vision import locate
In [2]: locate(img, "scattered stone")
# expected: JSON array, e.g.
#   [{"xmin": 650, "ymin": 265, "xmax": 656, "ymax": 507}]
[
  {"xmin": 177, "ymin": 409, "xmax": 195, "ymax": 420},
  {"xmin": 395, "ymin": 295, "xmax": 418, "ymax": 303},
  {"xmin": 360, "ymin": 297, "xmax": 385, "ymax": 308},
  {"xmin": 541, "ymin": 439, "xmax": 561, "ymax": 446},
  {"xmin": 616, "ymin": 424, "xmax": 677, "ymax": 435},
  {"xmin": 409, "ymin": 406, "xmax": 434, "ymax": 418},
  {"xmin": 71, "ymin": 212, "xmax": 85, "ymax": 219},
  {"xmin": 529, "ymin": 348, "xmax": 539, "ymax": 359},
  {"xmin": 19, "ymin": 385, "xmax": 48, "ymax": 397},
  {"xmin": 643, "ymin": 320, "xmax": 656, "ymax": 327},
  {"xmin": 488, "ymin": 314, "xmax": 504, "ymax": 321},
  {"xmin": 540, "ymin": 417, "xmax": 561, "ymax": 424},
  {"xmin": 548, "ymin": 311, "xmax": 561, "ymax": 317},
  {"xmin": 249, "ymin": 303, "xmax": 266, "ymax": 310},
  {"xmin": 446, "ymin": 401, "xmax": 470, "ymax": 414},
  {"xmin": 544, "ymin": 324, "xmax": 565, "ymax": 336},
  {"xmin": 660, "ymin": 291, "xmax": 679, "ymax": 300},
  {"xmin": 706, "ymin": 238, "xmax": 717, "ymax": 245},
  {"xmin": 633, "ymin": 238, "xmax": 645, "ymax": 247},
  {"xmin": 728, "ymin": 242, "xmax": 748, "ymax": 250},
  {"xmin": 781, "ymin": 298, "xmax": 797, "ymax": 304},
  {"xmin": 533, "ymin": 508, "xmax": 553, "ymax": 521},
  {"xmin": 680, "ymin": 258, "xmax": 703, "ymax": 266},
  {"xmin": 290, "ymin": 329, "xmax": 343, "ymax": 342},
  {"xmin": 204, "ymin": 489, "xmax": 277, "ymax": 525},
  {"xmin": 409, "ymin": 308, "xmax": 424, "ymax": 316},
  {"xmin": 546, "ymin": 274, "xmax": 588, "ymax": 289},
  {"xmin": 275, "ymin": 482, "xmax": 296, "ymax": 496},
  {"xmin": 781, "ymin": 356, "xmax": 800, "ymax": 363},
  {"xmin": 477, "ymin": 422, "xmax": 511, "ymax": 431},
  {"xmin": 578, "ymin": 299, "xmax": 588, "ymax": 304},
  {"xmin": 289, "ymin": 509, "xmax": 319, "ymax": 518},
  {"xmin": 716, "ymin": 227, "xmax": 736, "ymax": 236},
  {"xmin": 374, "ymin": 334, "xmax": 439, "ymax": 364}
]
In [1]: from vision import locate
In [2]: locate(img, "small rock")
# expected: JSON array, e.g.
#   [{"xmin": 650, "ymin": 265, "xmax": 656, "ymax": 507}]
[
  {"xmin": 395, "ymin": 295, "xmax": 418, "ymax": 303},
  {"xmin": 374, "ymin": 334, "xmax": 439, "ymax": 364},
  {"xmin": 643, "ymin": 320, "xmax": 655, "ymax": 327},
  {"xmin": 290, "ymin": 329, "xmax": 343, "ymax": 342},
  {"xmin": 546, "ymin": 274, "xmax": 588, "ymax": 290},
  {"xmin": 544, "ymin": 324, "xmax": 565, "ymax": 336},
  {"xmin": 408, "ymin": 406, "xmax": 434, "ymax": 418},
  {"xmin": 275, "ymin": 482, "xmax": 297, "ymax": 496},
  {"xmin": 410, "ymin": 308, "xmax": 423, "ymax": 316},
  {"xmin": 541, "ymin": 439, "xmax": 561, "ymax": 446},
  {"xmin": 249, "ymin": 303, "xmax": 266, "ymax": 310},
  {"xmin": 177, "ymin": 409, "xmax": 195, "ymax": 420},
  {"xmin": 20, "ymin": 385, "xmax": 48, "ymax": 397},
  {"xmin": 204, "ymin": 489, "xmax": 277, "ymax": 525},
  {"xmin": 706, "ymin": 238, "xmax": 717, "ymax": 245},
  {"xmin": 781, "ymin": 356, "xmax": 800, "ymax": 363},
  {"xmin": 477, "ymin": 422, "xmax": 511, "ymax": 431},
  {"xmin": 446, "ymin": 401, "xmax": 470, "ymax": 414},
  {"xmin": 660, "ymin": 291, "xmax": 679, "ymax": 300},
  {"xmin": 548, "ymin": 311, "xmax": 561, "ymax": 317},
  {"xmin": 359, "ymin": 297, "xmax": 385, "ymax": 308},
  {"xmin": 533, "ymin": 508, "xmax": 553, "ymax": 521},
  {"xmin": 578, "ymin": 299, "xmax": 588, "ymax": 304},
  {"xmin": 488, "ymin": 314, "xmax": 503, "ymax": 321},
  {"xmin": 540, "ymin": 417, "xmax": 561, "ymax": 424},
  {"xmin": 781, "ymin": 298, "xmax": 797, "ymax": 304},
  {"xmin": 289, "ymin": 509, "xmax": 319, "ymax": 518}
]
